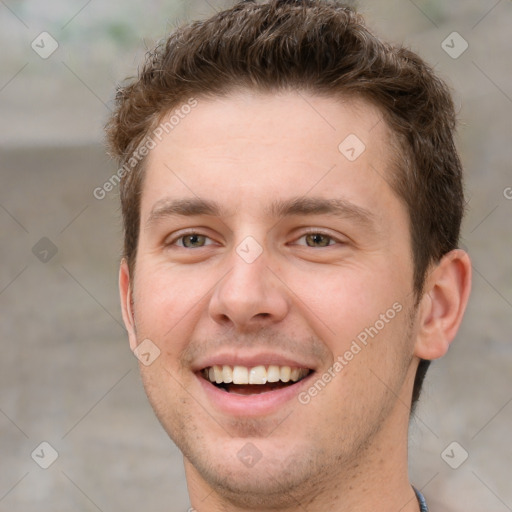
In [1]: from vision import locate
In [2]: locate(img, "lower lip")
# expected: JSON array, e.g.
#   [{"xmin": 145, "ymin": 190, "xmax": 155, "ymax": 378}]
[{"xmin": 196, "ymin": 372, "xmax": 315, "ymax": 416}]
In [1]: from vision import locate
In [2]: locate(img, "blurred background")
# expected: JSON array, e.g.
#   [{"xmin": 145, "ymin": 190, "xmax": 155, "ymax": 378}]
[{"xmin": 1, "ymin": 0, "xmax": 511, "ymax": 510}]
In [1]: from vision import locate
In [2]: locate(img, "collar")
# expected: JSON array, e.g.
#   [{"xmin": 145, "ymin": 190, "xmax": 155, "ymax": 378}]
[{"xmin": 413, "ymin": 486, "xmax": 429, "ymax": 512}]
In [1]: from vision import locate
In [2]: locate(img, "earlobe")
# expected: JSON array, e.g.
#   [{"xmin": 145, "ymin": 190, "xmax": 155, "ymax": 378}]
[
  {"xmin": 414, "ymin": 249, "xmax": 472, "ymax": 360},
  {"xmin": 119, "ymin": 259, "xmax": 138, "ymax": 351}
]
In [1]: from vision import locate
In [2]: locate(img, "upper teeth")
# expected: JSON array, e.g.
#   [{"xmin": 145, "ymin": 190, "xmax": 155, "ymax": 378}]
[{"xmin": 203, "ymin": 365, "xmax": 310, "ymax": 385}]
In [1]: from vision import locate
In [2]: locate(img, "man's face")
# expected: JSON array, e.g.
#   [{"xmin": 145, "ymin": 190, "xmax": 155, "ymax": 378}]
[{"xmin": 123, "ymin": 91, "xmax": 421, "ymax": 504}]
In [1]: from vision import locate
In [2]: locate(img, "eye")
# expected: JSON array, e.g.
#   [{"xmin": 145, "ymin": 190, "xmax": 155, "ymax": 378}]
[
  {"xmin": 295, "ymin": 231, "xmax": 338, "ymax": 248},
  {"xmin": 169, "ymin": 232, "xmax": 215, "ymax": 248}
]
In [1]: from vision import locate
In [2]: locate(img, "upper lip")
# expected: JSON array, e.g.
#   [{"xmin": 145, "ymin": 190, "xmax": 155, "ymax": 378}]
[{"xmin": 192, "ymin": 351, "xmax": 318, "ymax": 372}]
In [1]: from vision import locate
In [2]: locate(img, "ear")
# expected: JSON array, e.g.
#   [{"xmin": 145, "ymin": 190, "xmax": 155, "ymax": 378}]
[
  {"xmin": 119, "ymin": 258, "xmax": 138, "ymax": 351},
  {"xmin": 414, "ymin": 249, "xmax": 472, "ymax": 360}
]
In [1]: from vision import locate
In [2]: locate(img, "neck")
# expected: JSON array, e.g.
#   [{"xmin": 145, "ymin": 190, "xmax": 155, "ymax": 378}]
[{"xmin": 185, "ymin": 393, "xmax": 420, "ymax": 512}]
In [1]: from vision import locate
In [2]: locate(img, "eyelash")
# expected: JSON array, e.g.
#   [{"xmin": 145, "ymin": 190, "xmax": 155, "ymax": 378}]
[{"xmin": 166, "ymin": 229, "xmax": 342, "ymax": 248}]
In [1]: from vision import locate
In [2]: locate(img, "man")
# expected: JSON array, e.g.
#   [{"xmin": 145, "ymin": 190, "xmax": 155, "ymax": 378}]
[{"xmin": 105, "ymin": 1, "xmax": 471, "ymax": 510}]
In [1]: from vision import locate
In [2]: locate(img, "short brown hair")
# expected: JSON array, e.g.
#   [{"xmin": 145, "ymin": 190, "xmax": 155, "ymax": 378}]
[{"xmin": 105, "ymin": 0, "xmax": 465, "ymax": 409}]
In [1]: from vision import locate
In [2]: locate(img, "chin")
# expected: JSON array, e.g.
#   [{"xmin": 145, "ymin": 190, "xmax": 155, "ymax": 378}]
[{"xmin": 189, "ymin": 451, "xmax": 316, "ymax": 509}]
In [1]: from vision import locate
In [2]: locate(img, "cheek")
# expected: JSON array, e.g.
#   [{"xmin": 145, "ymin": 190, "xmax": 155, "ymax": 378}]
[
  {"xmin": 285, "ymin": 262, "xmax": 407, "ymax": 347},
  {"xmin": 132, "ymin": 263, "xmax": 207, "ymax": 352},
  {"xmin": 135, "ymin": 260, "xmax": 205, "ymax": 310}
]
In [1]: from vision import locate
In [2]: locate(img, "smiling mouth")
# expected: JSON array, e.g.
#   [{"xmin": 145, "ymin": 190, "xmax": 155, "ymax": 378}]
[{"xmin": 200, "ymin": 365, "xmax": 312, "ymax": 395}]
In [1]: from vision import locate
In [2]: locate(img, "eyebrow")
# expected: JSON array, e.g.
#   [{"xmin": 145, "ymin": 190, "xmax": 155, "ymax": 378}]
[{"xmin": 145, "ymin": 196, "xmax": 376, "ymax": 231}]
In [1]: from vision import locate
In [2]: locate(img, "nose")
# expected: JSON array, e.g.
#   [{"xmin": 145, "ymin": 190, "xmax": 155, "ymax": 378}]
[{"xmin": 208, "ymin": 242, "xmax": 289, "ymax": 331}]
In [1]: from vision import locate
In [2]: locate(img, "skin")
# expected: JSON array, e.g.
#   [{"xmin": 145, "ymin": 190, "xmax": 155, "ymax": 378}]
[{"xmin": 119, "ymin": 90, "xmax": 472, "ymax": 512}]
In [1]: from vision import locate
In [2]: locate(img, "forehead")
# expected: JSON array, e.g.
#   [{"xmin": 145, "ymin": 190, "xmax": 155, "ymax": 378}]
[{"xmin": 140, "ymin": 90, "xmax": 397, "ymax": 220}]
